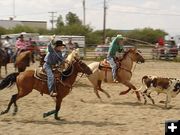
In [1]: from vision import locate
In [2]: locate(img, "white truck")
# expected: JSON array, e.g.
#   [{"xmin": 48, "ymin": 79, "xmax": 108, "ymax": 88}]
[
  {"xmin": 165, "ymin": 35, "xmax": 180, "ymax": 50},
  {"xmin": 39, "ymin": 35, "xmax": 85, "ymax": 58}
]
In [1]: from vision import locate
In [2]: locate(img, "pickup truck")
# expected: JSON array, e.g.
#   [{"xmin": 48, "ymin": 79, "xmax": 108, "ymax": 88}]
[{"xmin": 152, "ymin": 42, "xmax": 178, "ymax": 60}]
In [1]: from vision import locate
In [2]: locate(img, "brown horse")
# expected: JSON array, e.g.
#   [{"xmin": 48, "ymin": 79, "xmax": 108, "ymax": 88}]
[
  {"xmin": 88, "ymin": 48, "xmax": 145, "ymax": 101},
  {"xmin": 0, "ymin": 48, "xmax": 11, "ymax": 78},
  {"xmin": 15, "ymin": 51, "xmax": 32, "ymax": 72},
  {"xmin": 0, "ymin": 59, "xmax": 92, "ymax": 120}
]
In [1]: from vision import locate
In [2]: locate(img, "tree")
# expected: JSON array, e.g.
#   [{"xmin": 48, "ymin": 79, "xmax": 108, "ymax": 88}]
[
  {"xmin": 65, "ymin": 12, "xmax": 82, "ymax": 25},
  {"xmin": 11, "ymin": 25, "xmax": 36, "ymax": 33},
  {"xmin": 56, "ymin": 15, "xmax": 64, "ymax": 29},
  {"xmin": 126, "ymin": 28, "xmax": 167, "ymax": 44},
  {"xmin": 0, "ymin": 27, "xmax": 8, "ymax": 35}
]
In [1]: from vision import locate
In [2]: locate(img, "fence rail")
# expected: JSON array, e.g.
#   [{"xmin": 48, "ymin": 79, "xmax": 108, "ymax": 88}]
[{"xmin": 85, "ymin": 48, "xmax": 180, "ymax": 60}]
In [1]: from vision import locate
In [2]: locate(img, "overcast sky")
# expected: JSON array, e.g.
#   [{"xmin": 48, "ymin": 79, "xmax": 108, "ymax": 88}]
[{"xmin": 0, "ymin": 0, "xmax": 180, "ymax": 35}]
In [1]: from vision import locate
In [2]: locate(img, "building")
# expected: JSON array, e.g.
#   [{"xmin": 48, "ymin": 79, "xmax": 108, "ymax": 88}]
[{"xmin": 0, "ymin": 20, "xmax": 47, "ymax": 29}]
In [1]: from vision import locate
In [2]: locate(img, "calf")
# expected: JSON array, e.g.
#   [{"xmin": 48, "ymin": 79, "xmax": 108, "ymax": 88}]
[{"xmin": 139, "ymin": 75, "xmax": 180, "ymax": 108}]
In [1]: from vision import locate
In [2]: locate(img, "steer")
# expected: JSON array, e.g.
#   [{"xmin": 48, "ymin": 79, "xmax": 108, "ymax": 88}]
[{"xmin": 139, "ymin": 75, "xmax": 180, "ymax": 108}]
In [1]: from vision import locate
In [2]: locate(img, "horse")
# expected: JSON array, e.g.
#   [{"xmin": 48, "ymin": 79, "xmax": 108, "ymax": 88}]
[
  {"xmin": 0, "ymin": 48, "xmax": 11, "ymax": 78},
  {"xmin": 0, "ymin": 59, "xmax": 92, "ymax": 120},
  {"xmin": 87, "ymin": 48, "xmax": 145, "ymax": 101},
  {"xmin": 15, "ymin": 50, "xmax": 32, "ymax": 72}
]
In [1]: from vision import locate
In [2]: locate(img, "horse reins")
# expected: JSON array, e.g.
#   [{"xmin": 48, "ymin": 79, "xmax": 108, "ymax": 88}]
[{"xmin": 71, "ymin": 61, "xmax": 90, "ymax": 87}]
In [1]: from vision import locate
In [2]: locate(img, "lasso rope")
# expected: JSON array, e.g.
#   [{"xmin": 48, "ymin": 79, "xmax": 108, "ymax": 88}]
[{"xmin": 125, "ymin": 37, "xmax": 155, "ymax": 47}]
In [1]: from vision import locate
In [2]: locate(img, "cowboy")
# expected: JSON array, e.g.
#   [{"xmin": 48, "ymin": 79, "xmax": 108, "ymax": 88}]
[
  {"xmin": 2, "ymin": 36, "xmax": 13, "ymax": 59},
  {"xmin": 3, "ymin": 36, "xmax": 12, "ymax": 48},
  {"xmin": 107, "ymin": 34, "xmax": 125, "ymax": 83},
  {"xmin": 43, "ymin": 40, "xmax": 68, "ymax": 97},
  {"xmin": 15, "ymin": 34, "xmax": 27, "ymax": 52},
  {"xmin": 12, "ymin": 34, "xmax": 27, "ymax": 62}
]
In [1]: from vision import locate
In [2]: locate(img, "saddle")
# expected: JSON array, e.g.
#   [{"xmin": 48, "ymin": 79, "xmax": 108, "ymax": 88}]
[
  {"xmin": 34, "ymin": 68, "xmax": 61, "ymax": 81},
  {"xmin": 98, "ymin": 59, "xmax": 112, "ymax": 71},
  {"xmin": 34, "ymin": 67, "xmax": 72, "ymax": 92},
  {"xmin": 98, "ymin": 58, "xmax": 121, "ymax": 70},
  {"xmin": 98, "ymin": 59, "xmax": 121, "ymax": 82}
]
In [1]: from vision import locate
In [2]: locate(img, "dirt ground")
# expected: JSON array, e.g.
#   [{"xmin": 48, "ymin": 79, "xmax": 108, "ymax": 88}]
[{"xmin": 0, "ymin": 60, "xmax": 180, "ymax": 135}]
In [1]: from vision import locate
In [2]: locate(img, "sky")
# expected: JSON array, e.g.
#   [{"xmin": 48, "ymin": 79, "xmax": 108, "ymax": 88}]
[{"xmin": 0, "ymin": 0, "xmax": 180, "ymax": 35}]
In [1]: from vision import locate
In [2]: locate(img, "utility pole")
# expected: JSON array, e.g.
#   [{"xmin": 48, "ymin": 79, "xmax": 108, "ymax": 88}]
[
  {"xmin": 48, "ymin": 11, "xmax": 57, "ymax": 30},
  {"xmin": 82, "ymin": 0, "xmax": 86, "ymax": 25},
  {"xmin": 82, "ymin": 0, "xmax": 86, "ymax": 57},
  {"xmin": 103, "ymin": 0, "xmax": 107, "ymax": 44},
  {"xmin": 13, "ymin": 0, "xmax": 15, "ymax": 19}
]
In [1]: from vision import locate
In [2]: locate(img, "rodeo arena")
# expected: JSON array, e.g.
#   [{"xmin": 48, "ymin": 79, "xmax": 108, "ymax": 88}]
[
  {"xmin": 0, "ymin": 33, "xmax": 179, "ymax": 135},
  {"xmin": 1, "ymin": 2, "xmax": 180, "ymax": 135}
]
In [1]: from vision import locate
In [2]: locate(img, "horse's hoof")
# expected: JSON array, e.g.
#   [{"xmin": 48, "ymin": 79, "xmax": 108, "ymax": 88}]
[
  {"xmin": 159, "ymin": 100, "xmax": 165, "ymax": 104},
  {"xmin": 43, "ymin": 113, "xmax": 47, "ymax": 118},
  {"xmin": 12, "ymin": 112, "xmax": 17, "ymax": 116},
  {"xmin": 165, "ymin": 106, "xmax": 172, "ymax": 109},
  {"xmin": 0, "ymin": 110, "xmax": 7, "ymax": 115},
  {"xmin": 55, "ymin": 117, "xmax": 61, "ymax": 120},
  {"xmin": 119, "ymin": 92, "xmax": 125, "ymax": 95}
]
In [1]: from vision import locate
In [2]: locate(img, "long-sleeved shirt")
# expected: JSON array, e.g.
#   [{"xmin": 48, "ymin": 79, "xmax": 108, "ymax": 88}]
[
  {"xmin": 15, "ymin": 39, "xmax": 27, "ymax": 50},
  {"xmin": 107, "ymin": 37, "xmax": 124, "ymax": 57},
  {"xmin": 3, "ymin": 40, "xmax": 12, "ymax": 48},
  {"xmin": 44, "ymin": 43, "xmax": 68, "ymax": 65}
]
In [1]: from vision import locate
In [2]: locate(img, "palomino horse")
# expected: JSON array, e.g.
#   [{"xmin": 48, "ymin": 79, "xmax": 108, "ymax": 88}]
[
  {"xmin": 0, "ymin": 59, "xmax": 92, "ymax": 120},
  {"xmin": 15, "ymin": 51, "xmax": 32, "ymax": 72},
  {"xmin": 0, "ymin": 48, "xmax": 11, "ymax": 78},
  {"xmin": 65, "ymin": 48, "xmax": 80, "ymax": 68},
  {"xmin": 88, "ymin": 48, "xmax": 145, "ymax": 101}
]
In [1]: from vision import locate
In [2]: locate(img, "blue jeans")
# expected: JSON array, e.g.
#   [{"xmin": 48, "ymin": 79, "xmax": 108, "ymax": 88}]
[
  {"xmin": 43, "ymin": 63, "xmax": 54, "ymax": 93},
  {"xmin": 107, "ymin": 56, "xmax": 117, "ymax": 80}
]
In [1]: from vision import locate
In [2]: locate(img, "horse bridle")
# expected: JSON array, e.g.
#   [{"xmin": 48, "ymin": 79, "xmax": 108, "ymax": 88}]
[
  {"xmin": 76, "ymin": 60, "xmax": 90, "ymax": 76},
  {"xmin": 128, "ymin": 50, "xmax": 144, "ymax": 64},
  {"xmin": 57, "ymin": 63, "xmax": 74, "ymax": 77}
]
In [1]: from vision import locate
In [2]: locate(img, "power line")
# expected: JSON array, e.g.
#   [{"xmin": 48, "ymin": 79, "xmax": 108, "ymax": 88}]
[
  {"xmin": 108, "ymin": 1, "xmax": 180, "ymax": 15},
  {"xmin": 109, "ymin": 1, "xmax": 178, "ymax": 11},
  {"xmin": 108, "ymin": 9, "xmax": 180, "ymax": 17}
]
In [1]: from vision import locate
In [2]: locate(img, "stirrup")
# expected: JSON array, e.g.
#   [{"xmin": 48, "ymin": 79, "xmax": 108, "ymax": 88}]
[
  {"xmin": 113, "ymin": 79, "xmax": 118, "ymax": 83},
  {"xmin": 50, "ymin": 91, "xmax": 57, "ymax": 97}
]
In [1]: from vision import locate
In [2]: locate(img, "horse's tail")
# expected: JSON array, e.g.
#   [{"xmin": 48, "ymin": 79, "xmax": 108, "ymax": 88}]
[{"xmin": 0, "ymin": 72, "xmax": 20, "ymax": 90}]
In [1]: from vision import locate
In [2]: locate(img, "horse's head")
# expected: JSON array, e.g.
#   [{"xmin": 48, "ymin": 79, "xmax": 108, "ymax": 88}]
[
  {"xmin": 72, "ymin": 48, "xmax": 80, "ymax": 59},
  {"xmin": 124, "ymin": 48, "xmax": 145, "ymax": 63},
  {"xmin": 66, "ymin": 48, "xmax": 80, "ymax": 63},
  {"xmin": 74, "ymin": 59, "xmax": 92, "ymax": 75}
]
